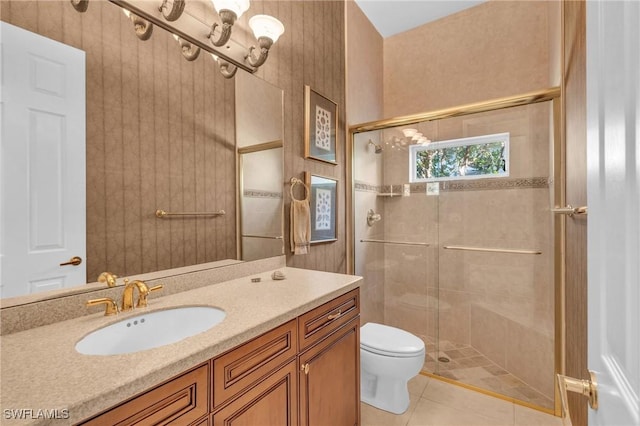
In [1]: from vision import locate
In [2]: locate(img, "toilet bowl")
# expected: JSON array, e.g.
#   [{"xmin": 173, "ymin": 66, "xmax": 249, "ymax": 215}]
[{"xmin": 360, "ymin": 322, "xmax": 425, "ymax": 414}]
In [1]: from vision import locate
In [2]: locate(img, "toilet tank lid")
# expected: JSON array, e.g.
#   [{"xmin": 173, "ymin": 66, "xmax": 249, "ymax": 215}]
[{"xmin": 360, "ymin": 322, "xmax": 425, "ymax": 355}]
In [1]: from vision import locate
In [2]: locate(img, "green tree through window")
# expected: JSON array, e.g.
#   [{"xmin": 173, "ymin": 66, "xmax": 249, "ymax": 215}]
[{"xmin": 411, "ymin": 133, "xmax": 509, "ymax": 182}]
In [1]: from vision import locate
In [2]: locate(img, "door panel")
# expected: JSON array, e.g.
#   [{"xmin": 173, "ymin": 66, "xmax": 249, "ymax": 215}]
[
  {"xmin": 0, "ymin": 22, "xmax": 86, "ymax": 297},
  {"xmin": 586, "ymin": 1, "xmax": 640, "ymax": 424}
]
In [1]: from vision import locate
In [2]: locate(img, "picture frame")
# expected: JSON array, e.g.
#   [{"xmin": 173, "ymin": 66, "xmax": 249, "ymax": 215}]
[
  {"xmin": 305, "ymin": 172, "xmax": 338, "ymax": 244},
  {"xmin": 304, "ymin": 85, "xmax": 338, "ymax": 165}
]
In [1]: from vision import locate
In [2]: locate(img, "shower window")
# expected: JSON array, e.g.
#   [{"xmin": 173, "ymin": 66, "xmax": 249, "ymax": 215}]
[{"xmin": 409, "ymin": 132, "xmax": 509, "ymax": 182}]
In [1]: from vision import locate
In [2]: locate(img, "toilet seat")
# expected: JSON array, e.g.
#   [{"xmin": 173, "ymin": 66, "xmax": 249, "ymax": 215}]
[{"xmin": 360, "ymin": 323, "xmax": 425, "ymax": 358}]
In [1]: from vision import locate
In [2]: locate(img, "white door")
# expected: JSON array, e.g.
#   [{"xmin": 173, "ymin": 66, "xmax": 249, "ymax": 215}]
[
  {"xmin": 586, "ymin": 1, "xmax": 640, "ymax": 425},
  {"xmin": 0, "ymin": 22, "xmax": 86, "ymax": 298}
]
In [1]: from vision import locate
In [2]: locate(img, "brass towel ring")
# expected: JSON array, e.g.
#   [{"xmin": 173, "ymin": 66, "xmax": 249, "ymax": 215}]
[{"xmin": 290, "ymin": 177, "xmax": 310, "ymax": 201}]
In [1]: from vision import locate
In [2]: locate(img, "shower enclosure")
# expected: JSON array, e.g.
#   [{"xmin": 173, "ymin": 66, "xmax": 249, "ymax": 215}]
[{"xmin": 349, "ymin": 88, "xmax": 562, "ymax": 414}]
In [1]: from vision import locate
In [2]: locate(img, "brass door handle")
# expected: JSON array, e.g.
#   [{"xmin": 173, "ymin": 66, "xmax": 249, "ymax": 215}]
[
  {"xmin": 301, "ymin": 363, "xmax": 309, "ymax": 375},
  {"xmin": 557, "ymin": 371, "xmax": 598, "ymax": 425},
  {"xmin": 60, "ymin": 256, "xmax": 82, "ymax": 266},
  {"xmin": 327, "ymin": 310, "xmax": 342, "ymax": 320}
]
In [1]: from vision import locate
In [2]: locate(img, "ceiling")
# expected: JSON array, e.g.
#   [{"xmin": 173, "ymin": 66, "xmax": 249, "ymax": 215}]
[{"xmin": 354, "ymin": 0, "xmax": 487, "ymax": 38}]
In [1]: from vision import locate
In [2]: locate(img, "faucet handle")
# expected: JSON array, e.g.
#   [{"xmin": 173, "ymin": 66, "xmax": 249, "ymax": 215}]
[
  {"xmin": 86, "ymin": 298, "xmax": 119, "ymax": 316},
  {"xmin": 97, "ymin": 272, "xmax": 118, "ymax": 288},
  {"xmin": 137, "ymin": 284, "xmax": 163, "ymax": 308}
]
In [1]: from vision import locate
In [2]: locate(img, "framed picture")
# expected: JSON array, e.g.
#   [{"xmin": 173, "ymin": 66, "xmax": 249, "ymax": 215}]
[
  {"xmin": 305, "ymin": 172, "xmax": 338, "ymax": 244},
  {"xmin": 304, "ymin": 85, "xmax": 338, "ymax": 165}
]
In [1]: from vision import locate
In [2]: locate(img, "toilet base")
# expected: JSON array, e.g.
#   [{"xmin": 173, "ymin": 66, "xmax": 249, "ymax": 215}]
[{"xmin": 360, "ymin": 369, "xmax": 411, "ymax": 414}]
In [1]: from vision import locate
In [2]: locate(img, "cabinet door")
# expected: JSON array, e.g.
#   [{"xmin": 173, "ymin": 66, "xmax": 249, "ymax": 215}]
[
  {"xmin": 79, "ymin": 363, "xmax": 209, "ymax": 426},
  {"xmin": 299, "ymin": 317, "xmax": 360, "ymax": 426},
  {"xmin": 212, "ymin": 319, "xmax": 297, "ymax": 410},
  {"xmin": 212, "ymin": 359, "xmax": 298, "ymax": 426}
]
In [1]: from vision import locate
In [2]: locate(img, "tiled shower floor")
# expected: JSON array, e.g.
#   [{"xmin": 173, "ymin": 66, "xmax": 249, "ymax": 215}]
[{"xmin": 422, "ymin": 340, "xmax": 554, "ymax": 410}]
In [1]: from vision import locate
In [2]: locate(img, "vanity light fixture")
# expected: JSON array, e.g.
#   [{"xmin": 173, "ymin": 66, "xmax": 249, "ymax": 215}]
[
  {"xmin": 208, "ymin": 0, "xmax": 250, "ymax": 47},
  {"xmin": 246, "ymin": 14, "xmax": 285, "ymax": 67},
  {"xmin": 174, "ymin": 34, "xmax": 201, "ymax": 61},
  {"xmin": 73, "ymin": 0, "xmax": 285, "ymax": 79},
  {"xmin": 123, "ymin": 9, "xmax": 154, "ymax": 41},
  {"xmin": 159, "ymin": 0, "xmax": 186, "ymax": 21}
]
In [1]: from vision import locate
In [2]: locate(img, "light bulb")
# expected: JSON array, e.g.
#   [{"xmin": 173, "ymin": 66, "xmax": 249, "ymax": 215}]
[
  {"xmin": 211, "ymin": 0, "xmax": 250, "ymax": 18},
  {"xmin": 249, "ymin": 14, "xmax": 285, "ymax": 43}
]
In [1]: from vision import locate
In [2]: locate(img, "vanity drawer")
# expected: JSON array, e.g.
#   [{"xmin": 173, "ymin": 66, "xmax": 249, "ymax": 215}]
[
  {"xmin": 298, "ymin": 288, "xmax": 360, "ymax": 351},
  {"xmin": 79, "ymin": 363, "xmax": 209, "ymax": 426},
  {"xmin": 212, "ymin": 319, "xmax": 297, "ymax": 410}
]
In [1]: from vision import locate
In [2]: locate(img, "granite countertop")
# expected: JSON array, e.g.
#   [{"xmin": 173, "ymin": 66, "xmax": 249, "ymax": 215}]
[{"xmin": 0, "ymin": 267, "xmax": 361, "ymax": 425}]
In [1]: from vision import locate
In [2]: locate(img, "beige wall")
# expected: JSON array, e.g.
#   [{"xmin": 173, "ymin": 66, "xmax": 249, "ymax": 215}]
[
  {"xmin": 247, "ymin": 1, "xmax": 347, "ymax": 273},
  {"xmin": 383, "ymin": 0, "xmax": 556, "ymax": 117},
  {"xmin": 346, "ymin": 1, "xmax": 384, "ymax": 125},
  {"xmin": 2, "ymin": 0, "xmax": 349, "ymax": 280},
  {"xmin": 347, "ymin": 1, "xmax": 384, "ymax": 324}
]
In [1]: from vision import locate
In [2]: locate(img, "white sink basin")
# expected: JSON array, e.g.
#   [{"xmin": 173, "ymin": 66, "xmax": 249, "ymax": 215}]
[{"xmin": 76, "ymin": 306, "xmax": 226, "ymax": 355}]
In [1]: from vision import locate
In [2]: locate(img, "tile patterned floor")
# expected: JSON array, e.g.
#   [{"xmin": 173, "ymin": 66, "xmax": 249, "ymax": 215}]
[
  {"xmin": 361, "ymin": 374, "xmax": 564, "ymax": 426},
  {"xmin": 422, "ymin": 340, "xmax": 553, "ymax": 410}
]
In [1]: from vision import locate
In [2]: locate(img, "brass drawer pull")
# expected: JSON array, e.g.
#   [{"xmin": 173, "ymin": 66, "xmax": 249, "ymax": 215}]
[
  {"xmin": 327, "ymin": 310, "xmax": 342, "ymax": 321},
  {"xmin": 301, "ymin": 363, "xmax": 309, "ymax": 375}
]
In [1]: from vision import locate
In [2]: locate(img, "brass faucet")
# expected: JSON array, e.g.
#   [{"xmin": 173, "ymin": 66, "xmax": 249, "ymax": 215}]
[
  {"xmin": 86, "ymin": 298, "xmax": 119, "ymax": 316},
  {"xmin": 121, "ymin": 278, "xmax": 163, "ymax": 311},
  {"xmin": 97, "ymin": 272, "xmax": 118, "ymax": 287}
]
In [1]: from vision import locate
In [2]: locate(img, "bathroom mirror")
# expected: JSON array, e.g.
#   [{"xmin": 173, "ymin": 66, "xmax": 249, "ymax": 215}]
[
  {"xmin": 235, "ymin": 71, "xmax": 285, "ymax": 261},
  {"xmin": 0, "ymin": 1, "xmax": 285, "ymax": 301}
]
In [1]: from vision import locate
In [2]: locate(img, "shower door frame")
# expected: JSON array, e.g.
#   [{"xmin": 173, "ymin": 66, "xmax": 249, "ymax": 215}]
[{"xmin": 346, "ymin": 86, "xmax": 564, "ymax": 417}]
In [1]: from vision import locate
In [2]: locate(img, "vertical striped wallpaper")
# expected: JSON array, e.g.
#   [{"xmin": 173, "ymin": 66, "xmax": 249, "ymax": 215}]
[{"xmin": 1, "ymin": 0, "xmax": 348, "ymax": 281}]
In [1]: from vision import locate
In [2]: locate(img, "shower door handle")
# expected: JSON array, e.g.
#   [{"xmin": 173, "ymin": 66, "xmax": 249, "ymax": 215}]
[{"xmin": 552, "ymin": 205, "xmax": 588, "ymax": 217}]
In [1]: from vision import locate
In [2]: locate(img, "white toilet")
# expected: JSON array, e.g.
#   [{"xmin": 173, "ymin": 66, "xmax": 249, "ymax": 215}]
[{"xmin": 360, "ymin": 322, "xmax": 426, "ymax": 414}]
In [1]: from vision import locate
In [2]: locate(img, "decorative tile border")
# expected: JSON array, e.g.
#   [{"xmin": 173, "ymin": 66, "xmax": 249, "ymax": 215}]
[
  {"xmin": 439, "ymin": 177, "xmax": 550, "ymax": 192},
  {"xmin": 243, "ymin": 189, "xmax": 283, "ymax": 199},
  {"xmin": 354, "ymin": 180, "xmax": 380, "ymax": 193},
  {"xmin": 356, "ymin": 178, "xmax": 550, "ymax": 194}
]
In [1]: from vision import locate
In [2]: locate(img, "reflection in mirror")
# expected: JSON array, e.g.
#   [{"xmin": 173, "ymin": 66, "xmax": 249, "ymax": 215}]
[
  {"xmin": 0, "ymin": 1, "xmax": 285, "ymax": 302},
  {"xmin": 1, "ymin": 21, "xmax": 87, "ymax": 298},
  {"xmin": 235, "ymin": 72, "xmax": 284, "ymax": 260}
]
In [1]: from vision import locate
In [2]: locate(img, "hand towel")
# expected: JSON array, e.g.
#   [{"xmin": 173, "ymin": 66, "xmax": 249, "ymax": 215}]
[{"xmin": 290, "ymin": 199, "xmax": 311, "ymax": 255}]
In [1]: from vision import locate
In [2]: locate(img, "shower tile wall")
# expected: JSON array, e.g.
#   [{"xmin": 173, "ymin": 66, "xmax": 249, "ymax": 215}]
[
  {"xmin": 354, "ymin": 132, "xmax": 385, "ymax": 326},
  {"xmin": 380, "ymin": 102, "xmax": 555, "ymax": 408}
]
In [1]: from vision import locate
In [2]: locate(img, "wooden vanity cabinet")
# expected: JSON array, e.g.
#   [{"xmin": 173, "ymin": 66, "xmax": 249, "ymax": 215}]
[
  {"xmin": 78, "ymin": 363, "xmax": 209, "ymax": 426},
  {"xmin": 298, "ymin": 290, "xmax": 360, "ymax": 426},
  {"xmin": 211, "ymin": 319, "xmax": 298, "ymax": 426},
  {"xmin": 212, "ymin": 359, "xmax": 298, "ymax": 426},
  {"xmin": 78, "ymin": 289, "xmax": 359, "ymax": 426}
]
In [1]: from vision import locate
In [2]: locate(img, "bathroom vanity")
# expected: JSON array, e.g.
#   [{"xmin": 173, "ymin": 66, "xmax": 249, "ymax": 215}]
[
  {"xmin": 81, "ymin": 289, "xmax": 359, "ymax": 425},
  {"xmin": 0, "ymin": 264, "xmax": 361, "ymax": 425}
]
